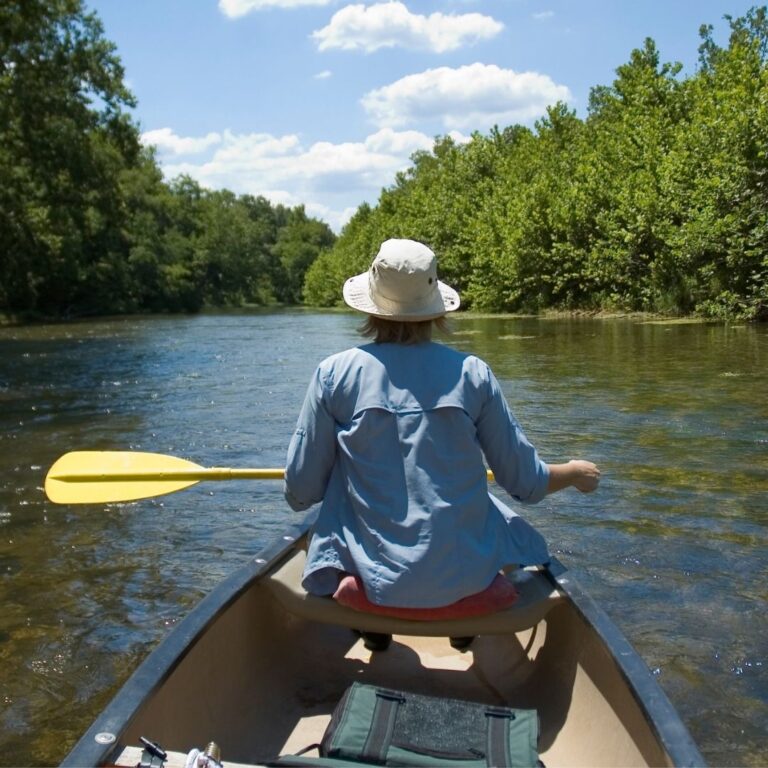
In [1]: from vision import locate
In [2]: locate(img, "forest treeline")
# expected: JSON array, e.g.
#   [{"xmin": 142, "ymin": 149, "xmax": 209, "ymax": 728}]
[
  {"xmin": 307, "ymin": 9, "xmax": 768, "ymax": 321},
  {"xmin": 0, "ymin": 0, "xmax": 335, "ymax": 319},
  {"xmin": 2, "ymin": 3, "xmax": 767, "ymax": 322}
]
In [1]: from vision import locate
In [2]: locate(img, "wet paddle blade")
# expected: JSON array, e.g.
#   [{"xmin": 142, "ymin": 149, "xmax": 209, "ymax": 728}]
[{"xmin": 45, "ymin": 451, "xmax": 205, "ymax": 504}]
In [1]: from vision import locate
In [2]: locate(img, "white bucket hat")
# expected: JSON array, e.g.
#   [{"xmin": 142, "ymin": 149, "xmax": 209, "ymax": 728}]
[{"xmin": 343, "ymin": 239, "xmax": 460, "ymax": 321}]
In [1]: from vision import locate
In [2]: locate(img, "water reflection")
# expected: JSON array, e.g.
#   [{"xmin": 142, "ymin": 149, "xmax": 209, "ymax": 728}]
[{"xmin": 0, "ymin": 312, "xmax": 765, "ymax": 766}]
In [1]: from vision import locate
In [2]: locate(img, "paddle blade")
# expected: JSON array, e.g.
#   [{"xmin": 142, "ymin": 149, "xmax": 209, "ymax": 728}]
[{"xmin": 45, "ymin": 451, "xmax": 203, "ymax": 504}]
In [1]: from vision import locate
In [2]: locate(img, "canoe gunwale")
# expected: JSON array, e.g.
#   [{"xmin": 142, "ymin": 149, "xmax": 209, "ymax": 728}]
[
  {"xmin": 60, "ymin": 512, "xmax": 705, "ymax": 768},
  {"xmin": 543, "ymin": 559, "xmax": 704, "ymax": 767}
]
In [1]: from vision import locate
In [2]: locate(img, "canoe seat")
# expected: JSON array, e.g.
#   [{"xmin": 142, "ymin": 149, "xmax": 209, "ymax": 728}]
[{"xmin": 265, "ymin": 548, "xmax": 563, "ymax": 637}]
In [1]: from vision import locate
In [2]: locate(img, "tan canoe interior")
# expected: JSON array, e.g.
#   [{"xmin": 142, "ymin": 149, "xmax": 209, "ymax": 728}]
[{"xmin": 110, "ymin": 546, "xmax": 673, "ymax": 768}]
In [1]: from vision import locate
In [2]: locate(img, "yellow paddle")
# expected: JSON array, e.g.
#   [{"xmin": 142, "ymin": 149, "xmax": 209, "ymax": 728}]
[
  {"xmin": 45, "ymin": 451, "xmax": 496, "ymax": 505},
  {"xmin": 45, "ymin": 451, "xmax": 285, "ymax": 504}
]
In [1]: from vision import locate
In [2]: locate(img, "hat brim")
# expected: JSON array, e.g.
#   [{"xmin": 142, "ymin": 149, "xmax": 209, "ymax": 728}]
[{"xmin": 343, "ymin": 271, "xmax": 460, "ymax": 321}]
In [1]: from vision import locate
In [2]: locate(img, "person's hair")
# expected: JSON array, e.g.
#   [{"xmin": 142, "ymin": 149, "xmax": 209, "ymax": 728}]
[{"xmin": 359, "ymin": 315, "xmax": 450, "ymax": 344}]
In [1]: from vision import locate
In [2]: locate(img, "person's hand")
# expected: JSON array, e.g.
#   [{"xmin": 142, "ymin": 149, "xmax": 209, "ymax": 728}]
[
  {"xmin": 545, "ymin": 460, "xmax": 602, "ymax": 495},
  {"xmin": 569, "ymin": 460, "xmax": 601, "ymax": 492}
]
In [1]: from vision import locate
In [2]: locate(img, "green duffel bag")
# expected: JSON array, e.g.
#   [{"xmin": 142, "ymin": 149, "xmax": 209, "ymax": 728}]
[{"xmin": 276, "ymin": 682, "xmax": 540, "ymax": 768}]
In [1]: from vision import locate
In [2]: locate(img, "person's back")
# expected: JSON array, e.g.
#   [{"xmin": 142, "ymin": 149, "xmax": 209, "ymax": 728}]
[
  {"xmin": 319, "ymin": 339, "xmax": 497, "ymax": 524},
  {"xmin": 285, "ymin": 239, "xmax": 600, "ymax": 619}
]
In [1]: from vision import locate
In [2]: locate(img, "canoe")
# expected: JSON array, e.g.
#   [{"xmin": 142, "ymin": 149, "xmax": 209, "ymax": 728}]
[{"xmin": 61, "ymin": 512, "xmax": 704, "ymax": 768}]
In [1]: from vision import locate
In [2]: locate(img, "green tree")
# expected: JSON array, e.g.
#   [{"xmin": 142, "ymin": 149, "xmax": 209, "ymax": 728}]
[
  {"xmin": 661, "ymin": 8, "xmax": 768, "ymax": 318},
  {"xmin": 270, "ymin": 207, "xmax": 335, "ymax": 304},
  {"xmin": 303, "ymin": 203, "xmax": 379, "ymax": 307},
  {"xmin": 463, "ymin": 125, "xmax": 539, "ymax": 311},
  {"xmin": 582, "ymin": 39, "xmax": 684, "ymax": 311},
  {"xmin": 0, "ymin": 0, "xmax": 140, "ymax": 316},
  {"xmin": 121, "ymin": 169, "xmax": 206, "ymax": 313}
]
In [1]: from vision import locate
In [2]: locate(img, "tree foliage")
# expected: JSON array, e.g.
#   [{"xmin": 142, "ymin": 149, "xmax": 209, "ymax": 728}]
[
  {"xmin": 305, "ymin": 8, "xmax": 768, "ymax": 321},
  {"xmin": 4, "ymin": 3, "xmax": 765, "ymax": 322},
  {"xmin": 0, "ymin": 0, "xmax": 334, "ymax": 319}
]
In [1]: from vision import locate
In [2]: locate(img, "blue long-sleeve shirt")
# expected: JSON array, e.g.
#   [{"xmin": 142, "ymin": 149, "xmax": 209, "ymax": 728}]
[{"xmin": 285, "ymin": 341, "xmax": 550, "ymax": 608}]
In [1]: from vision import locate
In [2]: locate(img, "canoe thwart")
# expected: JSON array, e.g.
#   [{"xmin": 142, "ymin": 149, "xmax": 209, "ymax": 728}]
[{"xmin": 264, "ymin": 547, "xmax": 563, "ymax": 636}]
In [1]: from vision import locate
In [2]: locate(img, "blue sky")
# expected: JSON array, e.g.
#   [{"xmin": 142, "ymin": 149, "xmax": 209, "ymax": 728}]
[{"xmin": 87, "ymin": 0, "xmax": 757, "ymax": 230}]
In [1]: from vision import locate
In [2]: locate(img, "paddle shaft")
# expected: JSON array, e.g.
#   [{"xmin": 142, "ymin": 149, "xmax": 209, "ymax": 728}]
[
  {"xmin": 50, "ymin": 468, "xmax": 285, "ymax": 483},
  {"xmin": 50, "ymin": 468, "xmax": 494, "ymax": 483}
]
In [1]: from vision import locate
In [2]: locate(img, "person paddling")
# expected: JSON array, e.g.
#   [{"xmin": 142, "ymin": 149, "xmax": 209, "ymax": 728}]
[{"xmin": 284, "ymin": 239, "xmax": 600, "ymax": 649}]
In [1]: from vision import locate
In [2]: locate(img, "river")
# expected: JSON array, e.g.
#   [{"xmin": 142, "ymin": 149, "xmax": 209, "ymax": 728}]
[{"xmin": 0, "ymin": 311, "xmax": 765, "ymax": 767}]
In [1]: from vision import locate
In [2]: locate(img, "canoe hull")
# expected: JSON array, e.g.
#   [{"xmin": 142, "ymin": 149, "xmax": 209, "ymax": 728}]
[{"xmin": 62, "ymin": 515, "xmax": 703, "ymax": 768}]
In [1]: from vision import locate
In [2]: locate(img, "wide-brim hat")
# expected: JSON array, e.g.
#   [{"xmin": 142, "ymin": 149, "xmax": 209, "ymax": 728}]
[{"xmin": 343, "ymin": 239, "xmax": 460, "ymax": 321}]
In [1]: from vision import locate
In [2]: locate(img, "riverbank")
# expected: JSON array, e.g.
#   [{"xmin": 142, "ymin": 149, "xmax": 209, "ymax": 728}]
[{"xmin": 4, "ymin": 304, "xmax": 761, "ymax": 329}]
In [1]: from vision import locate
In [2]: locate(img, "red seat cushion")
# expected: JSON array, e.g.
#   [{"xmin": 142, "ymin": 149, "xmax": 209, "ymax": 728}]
[{"xmin": 333, "ymin": 573, "xmax": 518, "ymax": 621}]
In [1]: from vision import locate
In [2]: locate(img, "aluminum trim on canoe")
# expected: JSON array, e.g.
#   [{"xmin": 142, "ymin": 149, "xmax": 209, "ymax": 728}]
[
  {"xmin": 60, "ymin": 517, "xmax": 313, "ymax": 768},
  {"xmin": 545, "ymin": 558, "xmax": 705, "ymax": 768}
]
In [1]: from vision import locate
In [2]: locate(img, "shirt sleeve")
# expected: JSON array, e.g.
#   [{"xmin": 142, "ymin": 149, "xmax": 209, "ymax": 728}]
[
  {"xmin": 474, "ymin": 364, "xmax": 549, "ymax": 504},
  {"xmin": 284, "ymin": 365, "xmax": 338, "ymax": 511}
]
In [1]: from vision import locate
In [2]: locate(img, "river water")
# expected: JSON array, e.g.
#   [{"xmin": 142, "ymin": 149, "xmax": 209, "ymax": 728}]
[{"xmin": 0, "ymin": 312, "xmax": 765, "ymax": 767}]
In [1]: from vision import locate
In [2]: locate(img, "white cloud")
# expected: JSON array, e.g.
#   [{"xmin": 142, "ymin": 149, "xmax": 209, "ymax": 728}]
[
  {"xmin": 213, "ymin": 130, "xmax": 301, "ymax": 161},
  {"xmin": 312, "ymin": 2, "xmax": 503, "ymax": 53},
  {"xmin": 141, "ymin": 127, "xmax": 455, "ymax": 231},
  {"xmin": 361, "ymin": 63, "xmax": 572, "ymax": 130},
  {"xmin": 314, "ymin": 70, "xmax": 333, "ymax": 80},
  {"xmin": 141, "ymin": 128, "xmax": 222, "ymax": 155},
  {"xmin": 219, "ymin": 0, "xmax": 331, "ymax": 18},
  {"xmin": 532, "ymin": 10, "xmax": 555, "ymax": 21}
]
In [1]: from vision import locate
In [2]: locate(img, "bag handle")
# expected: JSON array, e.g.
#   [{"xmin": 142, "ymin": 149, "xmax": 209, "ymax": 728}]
[
  {"xmin": 362, "ymin": 689, "xmax": 406, "ymax": 764},
  {"xmin": 485, "ymin": 708, "xmax": 516, "ymax": 767}
]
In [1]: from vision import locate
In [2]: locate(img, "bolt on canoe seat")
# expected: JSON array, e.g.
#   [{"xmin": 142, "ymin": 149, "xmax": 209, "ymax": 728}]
[{"xmin": 265, "ymin": 547, "xmax": 563, "ymax": 637}]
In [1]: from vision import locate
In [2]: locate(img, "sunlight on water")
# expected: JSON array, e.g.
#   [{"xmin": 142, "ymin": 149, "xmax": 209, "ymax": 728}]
[{"xmin": 0, "ymin": 312, "xmax": 765, "ymax": 766}]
